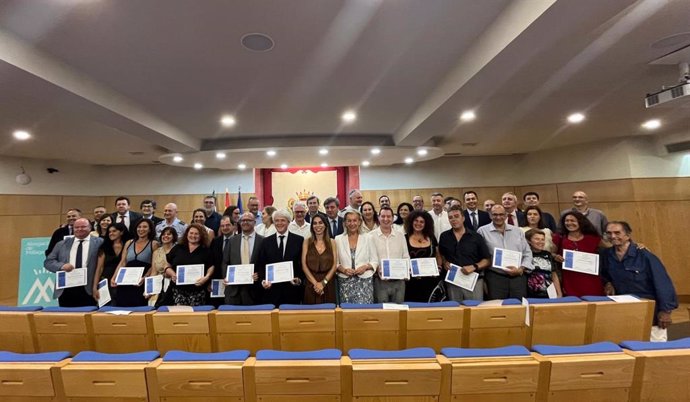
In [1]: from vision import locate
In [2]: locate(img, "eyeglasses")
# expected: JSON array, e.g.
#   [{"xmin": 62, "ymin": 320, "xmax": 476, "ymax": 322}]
[
  {"xmin": 491, "ymin": 213, "xmax": 506, "ymax": 217},
  {"xmin": 240, "ymin": 219, "xmax": 254, "ymax": 223}
]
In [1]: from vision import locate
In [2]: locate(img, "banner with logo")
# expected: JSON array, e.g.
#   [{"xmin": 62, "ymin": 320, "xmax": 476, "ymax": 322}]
[{"xmin": 17, "ymin": 237, "xmax": 58, "ymax": 307}]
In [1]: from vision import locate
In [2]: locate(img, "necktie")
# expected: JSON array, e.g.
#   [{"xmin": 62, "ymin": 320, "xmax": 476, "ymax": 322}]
[
  {"xmin": 75, "ymin": 240, "xmax": 84, "ymax": 268},
  {"xmin": 508, "ymin": 214, "xmax": 515, "ymax": 225},
  {"xmin": 241, "ymin": 235, "xmax": 250, "ymax": 264},
  {"xmin": 471, "ymin": 212, "xmax": 478, "ymax": 229},
  {"xmin": 223, "ymin": 236, "xmax": 230, "ymax": 252},
  {"xmin": 331, "ymin": 219, "xmax": 337, "ymax": 236},
  {"xmin": 119, "ymin": 214, "xmax": 126, "ymax": 224},
  {"xmin": 279, "ymin": 235, "xmax": 285, "ymax": 258}
]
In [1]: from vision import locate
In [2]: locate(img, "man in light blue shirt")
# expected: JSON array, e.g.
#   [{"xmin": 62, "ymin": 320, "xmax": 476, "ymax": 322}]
[{"xmin": 477, "ymin": 205, "xmax": 532, "ymax": 299}]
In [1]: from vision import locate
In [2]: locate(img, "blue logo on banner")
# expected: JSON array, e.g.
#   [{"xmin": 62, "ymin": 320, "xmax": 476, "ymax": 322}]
[
  {"xmin": 411, "ymin": 260, "xmax": 419, "ymax": 276},
  {"xmin": 267, "ymin": 266, "xmax": 274, "ymax": 282},
  {"xmin": 17, "ymin": 237, "xmax": 58, "ymax": 307},
  {"xmin": 447, "ymin": 266, "xmax": 457, "ymax": 281},
  {"xmin": 227, "ymin": 266, "xmax": 235, "ymax": 282},
  {"xmin": 383, "ymin": 260, "xmax": 390, "ymax": 277}
]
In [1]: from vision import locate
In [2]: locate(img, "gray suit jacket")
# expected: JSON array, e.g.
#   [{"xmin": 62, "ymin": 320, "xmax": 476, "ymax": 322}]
[
  {"xmin": 44, "ymin": 236, "xmax": 103, "ymax": 299},
  {"xmin": 222, "ymin": 233, "xmax": 264, "ymax": 297}
]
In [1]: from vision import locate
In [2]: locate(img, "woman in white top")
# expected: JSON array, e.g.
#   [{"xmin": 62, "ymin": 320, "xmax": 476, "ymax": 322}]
[
  {"xmin": 192, "ymin": 209, "xmax": 215, "ymax": 245},
  {"xmin": 335, "ymin": 210, "xmax": 378, "ymax": 304},
  {"xmin": 360, "ymin": 201, "xmax": 379, "ymax": 234},
  {"xmin": 520, "ymin": 206, "xmax": 556, "ymax": 254},
  {"xmin": 255, "ymin": 206, "xmax": 277, "ymax": 237}
]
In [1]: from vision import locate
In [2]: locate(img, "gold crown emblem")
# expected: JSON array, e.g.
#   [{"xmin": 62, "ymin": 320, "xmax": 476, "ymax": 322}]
[{"xmin": 295, "ymin": 189, "xmax": 313, "ymax": 201}]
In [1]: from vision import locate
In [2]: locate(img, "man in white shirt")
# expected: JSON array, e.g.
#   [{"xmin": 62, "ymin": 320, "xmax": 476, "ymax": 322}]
[
  {"xmin": 370, "ymin": 207, "xmax": 409, "ymax": 303},
  {"xmin": 339, "ymin": 189, "xmax": 363, "ymax": 217},
  {"xmin": 412, "ymin": 195, "xmax": 425, "ymax": 211},
  {"xmin": 430, "ymin": 192, "xmax": 451, "ymax": 241},
  {"xmin": 288, "ymin": 201, "xmax": 311, "ymax": 239}
]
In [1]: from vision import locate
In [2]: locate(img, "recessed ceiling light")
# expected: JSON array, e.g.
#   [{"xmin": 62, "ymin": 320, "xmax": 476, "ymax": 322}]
[
  {"xmin": 341, "ymin": 110, "xmax": 357, "ymax": 123},
  {"xmin": 361, "ymin": 161, "xmax": 370, "ymax": 167},
  {"xmin": 371, "ymin": 148, "xmax": 381, "ymax": 155},
  {"xmin": 567, "ymin": 112, "xmax": 586, "ymax": 124},
  {"xmin": 173, "ymin": 155, "xmax": 184, "ymax": 163},
  {"xmin": 417, "ymin": 149, "xmax": 428, "ymax": 156},
  {"xmin": 241, "ymin": 33, "xmax": 275, "ymax": 52},
  {"xmin": 216, "ymin": 152, "xmax": 226, "ymax": 159},
  {"xmin": 459, "ymin": 110, "xmax": 476, "ymax": 122},
  {"xmin": 13, "ymin": 130, "xmax": 31, "ymax": 140},
  {"xmin": 193, "ymin": 163, "xmax": 203, "ymax": 170},
  {"xmin": 220, "ymin": 115, "xmax": 236, "ymax": 127},
  {"xmin": 280, "ymin": 163, "xmax": 288, "ymax": 169},
  {"xmin": 320, "ymin": 162, "xmax": 328, "ymax": 168},
  {"xmin": 266, "ymin": 150, "xmax": 276, "ymax": 157},
  {"xmin": 404, "ymin": 157, "xmax": 414, "ymax": 164},
  {"xmin": 238, "ymin": 163, "xmax": 247, "ymax": 170},
  {"xmin": 641, "ymin": 119, "xmax": 661, "ymax": 130},
  {"xmin": 319, "ymin": 148, "xmax": 329, "ymax": 155}
]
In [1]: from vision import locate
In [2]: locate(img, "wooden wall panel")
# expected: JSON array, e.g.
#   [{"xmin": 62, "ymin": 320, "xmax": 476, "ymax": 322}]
[
  {"xmin": 557, "ymin": 180, "xmax": 636, "ymax": 203},
  {"xmin": 0, "ymin": 195, "xmax": 62, "ymax": 216},
  {"xmin": 631, "ymin": 178, "xmax": 690, "ymax": 201},
  {"xmin": 61, "ymin": 196, "xmax": 106, "ymax": 220},
  {"xmin": 515, "ymin": 184, "xmax": 559, "ymax": 204}
]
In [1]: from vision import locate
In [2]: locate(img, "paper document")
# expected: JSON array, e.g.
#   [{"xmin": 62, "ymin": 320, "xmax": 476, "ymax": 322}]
[
  {"xmin": 226, "ymin": 264, "xmax": 254, "ymax": 285},
  {"xmin": 56, "ymin": 268, "xmax": 87, "ymax": 289},
  {"xmin": 493, "ymin": 248, "xmax": 523, "ymax": 271},
  {"xmin": 546, "ymin": 283, "xmax": 558, "ymax": 299},
  {"xmin": 409, "ymin": 258, "xmax": 439, "ymax": 277},
  {"xmin": 380, "ymin": 259, "xmax": 409, "ymax": 280},
  {"xmin": 177, "ymin": 264, "xmax": 204, "ymax": 285},
  {"xmin": 522, "ymin": 297, "xmax": 530, "ymax": 327},
  {"xmin": 562, "ymin": 250, "xmax": 599, "ymax": 276},
  {"xmin": 144, "ymin": 275, "xmax": 163, "ymax": 295},
  {"xmin": 266, "ymin": 261, "xmax": 294, "ymax": 284},
  {"xmin": 115, "ymin": 267, "xmax": 145, "ymax": 286},
  {"xmin": 382, "ymin": 303, "xmax": 409, "ymax": 310},
  {"xmin": 104, "ymin": 310, "xmax": 132, "ymax": 315},
  {"xmin": 166, "ymin": 306, "xmax": 193, "ymax": 312},
  {"xmin": 608, "ymin": 295, "xmax": 641, "ymax": 303},
  {"xmin": 210, "ymin": 279, "xmax": 225, "ymax": 298},
  {"xmin": 97, "ymin": 279, "xmax": 111, "ymax": 307},
  {"xmin": 478, "ymin": 300, "xmax": 503, "ymax": 307},
  {"xmin": 445, "ymin": 264, "xmax": 479, "ymax": 291}
]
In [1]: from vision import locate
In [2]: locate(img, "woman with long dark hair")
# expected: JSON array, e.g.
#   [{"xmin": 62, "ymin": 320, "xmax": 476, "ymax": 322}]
[
  {"xmin": 301, "ymin": 214, "xmax": 337, "ymax": 303},
  {"xmin": 404, "ymin": 210, "xmax": 442, "ymax": 302},
  {"xmin": 554, "ymin": 211, "xmax": 604, "ymax": 296}
]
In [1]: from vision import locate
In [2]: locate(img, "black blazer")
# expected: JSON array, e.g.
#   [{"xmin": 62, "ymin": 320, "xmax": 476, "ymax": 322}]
[
  {"xmin": 325, "ymin": 216, "xmax": 344, "ymax": 238},
  {"xmin": 463, "ymin": 209, "xmax": 491, "ymax": 231},
  {"xmin": 255, "ymin": 232, "xmax": 304, "ymax": 305},
  {"xmin": 110, "ymin": 211, "xmax": 143, "ymax": 235},
  {"xmin": 45, "ymin": 225, "xmax": 71, "ymax": 256},
  {"xmin": 221, "ymin": 233, "xmax": 265, "ymax": 300}
]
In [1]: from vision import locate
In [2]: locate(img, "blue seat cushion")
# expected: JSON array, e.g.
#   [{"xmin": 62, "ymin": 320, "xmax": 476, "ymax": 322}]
[
  {"xmin": 42, "ymin": 306, "xmax": 98, "ymax": 312},
  {"xmin": 256, "ymin": 349, "xmax": 342, "ymax": 360},
  {"xmin": 442, "ymin": 346, "xmax": 531, "ymax": 358},
  {"xmin": 581, "ymin": 295, "xmax": 640, "ymax": 302},
  {"xmin": 462, "ymin": 299, "xmax": 521, "ymax": 307},
  {"xmin": 0, "ymin": 305, "xmax": 43, "ymax": 312},
  {"xmin": 340, "ymin": 303, "xmax": 382, "ymax": 309},
  {"xmin": 404, "ymin": 301, "xmax": 460, "ymax": 308},
  {"xmin": 621, "ymin": 337, "xmax": 690, "ymax": 351},
  {"xmin": 279, "ymin": 303, "xmax": 336, "ymax": 310},
  {"xmin": 219, "ymin": 304, "xmax": 275, "ymax": 311},
  {"xmin": 163, "ymin": 350, "xmax": 250, "ymax": 361},
  {"xmin": 99, "ymin": 306, "xmax": 155, "ymax": 312},
  {"xmin": 158, "ymin": 305, "xmax": 214, "ymax": 312},
  {"xmin": 72, "ymin": 351, "xmax": 160, "ymax": 362},
  {"xmin": 0, "ymin": 351, "xmax": 70, "ymax": 362},
  {"xmin": 532, "ymin": 342, "xmax": 621, "ymax": 355},
  {"xmin": 349, "ymin": 347, "xmax": 436, "ymax": 360},
  {"xmin": 526, "ymin": 296, "xmax": 581, "ymax": 304}
]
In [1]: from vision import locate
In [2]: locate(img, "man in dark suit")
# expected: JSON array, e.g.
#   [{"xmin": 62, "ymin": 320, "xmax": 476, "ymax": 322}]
[
  {"xmin": 462, "ymin": 191, "xmax": 491, "ymax": 231},
  {"xmin": 502, "ymin": 192, "xmax": 527, "ymax": 227},
  {"xmin": 207, "ymin": 215, "xmax": 235, "ymax": 306},
  {"xmin": 45, "ymin": 208, "xmax": 82, "ymax": 256},
  {"xmin": 222, "ymin": 212, "xmax": 265, "ymax": 305},
  {"xmin": 140, "ymin": 199, "xmax": 163, "ymax": 226},
  {"xmin": 44, "ymin": 218, "xmax": 103, "ymax": 307},
  {"xmin": 111, "ymin": 196, "xmax": 143, "ymax": 235},
  {"xmin": 323, "ymin": 196, "xmax": 344, "ymax": 238},
  {"xmin": 255, "ymin": 209, "xmax": 304, "ymax": 306}
]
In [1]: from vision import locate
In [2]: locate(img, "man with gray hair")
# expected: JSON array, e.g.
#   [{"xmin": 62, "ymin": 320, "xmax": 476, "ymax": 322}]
[
  {"xmin": 339, "ymin": 189, "xmax": 363, "ymax": 217},
  {"xmin": 288, "ymin": 201, "xmax": 311, "ymax": 238}
]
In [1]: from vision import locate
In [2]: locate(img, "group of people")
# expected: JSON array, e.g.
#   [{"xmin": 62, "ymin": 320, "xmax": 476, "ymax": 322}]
[{"xmin": 43, "ymin": 188, "xmax": 678, "ymax": 340}]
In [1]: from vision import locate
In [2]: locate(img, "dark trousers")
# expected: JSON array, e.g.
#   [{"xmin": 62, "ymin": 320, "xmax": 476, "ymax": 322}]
[
  {"xmin": 224, "ymin": 285, "xmax": 256, "ymax": 306},
  {"xmin": 485, "ymin": 270, "xmax": 527, "ymax": 300},
  {"xmin": 58, "ymin": 286, "xmax": 97, "ymax": 307}
]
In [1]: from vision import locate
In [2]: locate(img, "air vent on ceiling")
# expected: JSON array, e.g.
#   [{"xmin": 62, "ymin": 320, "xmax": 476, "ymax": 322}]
[{"xmin": 665, "ymin": 140, "xmax": 690, "ymax": 154}]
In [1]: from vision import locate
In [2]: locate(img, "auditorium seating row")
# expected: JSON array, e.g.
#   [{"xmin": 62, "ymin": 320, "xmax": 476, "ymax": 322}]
[
  {"xmin": 0, "ymin": 296, "xmax": 655, "ymax": 355},
  {"xmin": 1, "ymin": 339, "xmax": 689, "ymax": 402}
]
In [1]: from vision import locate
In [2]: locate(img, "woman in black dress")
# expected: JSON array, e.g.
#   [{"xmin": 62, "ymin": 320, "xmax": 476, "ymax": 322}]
[
  {"xmin": 404, "ymin": 210, "xmax": 442, "ymax": 302},
  {"xmin": 92, "ymin": 222, "xmax": 127, "ymax": 305},
  {"xmin": 165, "ymin": 223, "xmax": 215, "ymax": 306},
  {"xmin": 111, "ymin": 219, "xmax": 159, "ymax": 306}
]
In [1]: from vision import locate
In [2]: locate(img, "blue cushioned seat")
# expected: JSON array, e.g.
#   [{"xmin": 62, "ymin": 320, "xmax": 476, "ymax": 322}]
[
  {"xmin": 256, "ymin": 349, "xmax": 342, "ymax": 360},
  {"xmin": 462, "ymin": 299, "xmax": 521, "ymax": 307},
  {"xmin": 0, "ymin": 305, "xmax": 43, "ymax": 312},
  {"xmin": 581, "ymin": 295, "xmax": 640, "ymax": 302},
  {"xmin": 0, "ymin": 351, "xmax": 70, "ymax": 362},
  {"xmin": 99, "ymin": 306, "xmax": 155, "ymax": 312},
  {"xmin": 532, "ymin": 342, "xmax": 621, "ymax": 355},
  {"xmin": 279, "ymin": 303, "xmax": 336, "ymax": 310},
  {"xmin": 218, "ymin": 304, "xmax": 275, "ymax": 311},
  {"xmin": 163, "ymin": 350, "xmax": 250, "ymax": 361},
  {"xmin": 349, "ymin": 347, "xmax": 436, "ymax": 360},
  {"xmin": 157, "ymin": 305, "xmax": 214, "ymax": 312},
  {"xmin": 340, "ymin": 303, "xmax": 382, "ymax": 309},
  {"xmin": 441, "ymin": 345, "xmax": 531, "ymax": 358},
  {"xmin": 621, "ymin": 337, "xmax": 690, "ymax": 351},
  {"xmin": 71, "ymin": 351, "xmax": 160, "ymax": 362},
  {"xmin": 42, "ymin": 306, "xmax": 98, "ymax": 313},
  {"xmin": 404, "ymin": 301, "xmax": 460, "ymax": 308},
  {"xmin": 526, "ymin": 296, "xmax": 581, "ymax": 304}
]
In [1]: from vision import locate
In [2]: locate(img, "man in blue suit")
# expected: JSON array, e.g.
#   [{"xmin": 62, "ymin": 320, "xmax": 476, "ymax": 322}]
[
  {"xmin": 44, "ymin": 218, "xmax": 103, "ymax": 307},
  {"xmin": 323, "ymin": 196, "xmax": 344, "ymax": 238}
]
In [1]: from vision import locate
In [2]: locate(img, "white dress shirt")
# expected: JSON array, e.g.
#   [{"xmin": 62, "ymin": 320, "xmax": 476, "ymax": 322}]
[
  {"xmin": 69, "ymin": 236, "xmax": 91, "ymax": 267},
  {"xmin": 288, "ymin": 220, "xmax": 311, "ymax": 239},
  {"xmin": 431, "ymin": 209, "xmax": 451, "ymax": 241},
  {"xmin": 369, "ymin": 227, "xmax": 409, "ymax": 260}
]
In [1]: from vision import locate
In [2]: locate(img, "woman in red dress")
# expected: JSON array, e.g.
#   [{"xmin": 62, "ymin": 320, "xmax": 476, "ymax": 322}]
[{"xmin": 554, "ymin": 211, "xmax": 605, "ymax": 296}]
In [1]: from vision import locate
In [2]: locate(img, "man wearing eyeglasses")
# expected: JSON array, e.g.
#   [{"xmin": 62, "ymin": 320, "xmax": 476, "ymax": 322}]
[{"xmin": 288, "ymin": 201, "xmax": 311, "ymax": 239}]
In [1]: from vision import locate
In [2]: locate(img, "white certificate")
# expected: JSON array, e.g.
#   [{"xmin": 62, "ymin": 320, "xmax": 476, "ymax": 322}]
[
  {"xmin": 177, "ymin": 264, "xmax": 205, "ymax": 285},
  {"xmin": 492, "ymin": 248, "xmax": 523, "ymax": 271},
  {"xmin": 608, "ymin": 295, "xmax": 641, "ymax": 303},
  {"xmin": 409, "ymin": 258, "xmax": 439, "ymax": 277},
  {"xmin": 445, "ymin": 264, "xmax": 479, "ymax": 291},
  {"xmin": 115, "ymin": 267, "xmax": 145, "ymax": 286},
  {"xmin": 144, "ymin": 275, "xmax": 163, "ymax": 295},
  {"xmin": 265, "ymin": 261, "xmax": 294, "ymax": 284},
  {"xmin": 97, "ymin": 279, "xmax": 111, "ymax": 307},
  {"xmin": 546, "ymin": 283, "xmax": 558, "ymax": 299},
  {"xmin": 226, "ymin": 264, "xmax": 255, "ymax": 285},
  {"xmin": 56, "ymin": 268, "xmax": 87, "ymax": 289},
  {"xmin": 210, "ymin": 279, "xmax": 226, "ymax": 298},
  {"xmin": 380, "ymin": 259, "xmax": 409, "ymax": 280},
  {"xmin": 562, "ymin": 250, "xmax": 599, "ymax": 276}
]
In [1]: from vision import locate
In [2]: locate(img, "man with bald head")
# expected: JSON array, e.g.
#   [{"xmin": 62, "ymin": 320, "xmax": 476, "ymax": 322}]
[
  {"xmin": 44, "ymin": 218, "xmax": 103, "ymax": 306},
  {"xmin": 339, "ymin": 189, "xmax": 364, "ymax": 217},
  {"xmin": 561, "ymin": 190, "xmax": 608, "ymax": 235},
  {"xmin": 223, "ymin": 212, "xmax": 264, "ymax": 305},
  {"xmin": 155, "ymin": 203, "xmax": 187, "ymax": 239}
]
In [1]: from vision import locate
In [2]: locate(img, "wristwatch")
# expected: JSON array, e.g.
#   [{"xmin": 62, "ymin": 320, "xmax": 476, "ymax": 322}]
[
  {"xmin": 472, "ymin": 263, "xmax": 479, "ymax": 270},
  {"xmin": 322, "ymin": 278, "xmax": 328, "ymax": 285}
]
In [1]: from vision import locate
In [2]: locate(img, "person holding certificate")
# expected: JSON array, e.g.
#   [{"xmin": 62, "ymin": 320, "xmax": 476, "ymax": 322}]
[
  {"xmin": 44, "ymin": 218, "xmax": 103, "ymax": 307},
  {"xmin": 439, "ymin": 205, "xmax": 491, "ymax": 301},
  {"xmin": 477, "ymin": 205, "xmax": 533, "ymax": 299},
  {"xmin": 370, "ymin": 207, "xmax": 409, "ymax": 303},
  {"xmin": 92, "ymin": 222, "xmax": 128, "ymax": 306},
  {"xmin": 554, "ymin": 211, "xmax": 605, "ymax": 297},
  {"xmin": 335, "ymin": 210, "xmax": 378, "ymax": 304},
  {"xmin": 256, "ymin": 209, "xmax": 305, "ymax": 306},
  {"xmin": 149, "ymin": 226, "xmax": 178, "ymax": 306},
  {"xmin": 525, "ymin": 229, "xmax": 562, "ymax": 298},
  {"xmin": 165, "ymin": 223, "xmax": 215, "ymax": 306},
  {"xmin": 223, "ymin": 212, "xmax": 264, "ymax": 305},
  {"xmin": 301, "ymin": 214, "xmax": 337, "ymax": 304},
  {"xmin": 404, "ymin": 210, "xmax": 441, "ymax": 302},
  {"xmin": 111, "ymin": 219, "xmax": 159, "ymax": 307}
]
